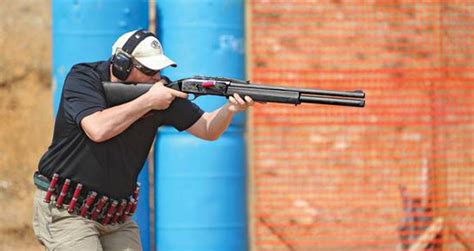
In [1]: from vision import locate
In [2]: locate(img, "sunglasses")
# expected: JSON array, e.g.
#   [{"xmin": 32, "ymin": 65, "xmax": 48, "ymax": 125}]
[{"xmin": 132, "ymin": 58, "xmax": 160, "ymax": 76}]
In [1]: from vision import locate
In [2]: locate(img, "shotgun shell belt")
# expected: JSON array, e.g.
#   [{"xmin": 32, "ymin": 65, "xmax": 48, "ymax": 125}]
[{"xmin": 33, "ymin": 172, "xmax": 139, "ymax": 225}]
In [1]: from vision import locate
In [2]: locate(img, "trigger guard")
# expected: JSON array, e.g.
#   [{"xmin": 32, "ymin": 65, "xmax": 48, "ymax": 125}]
[{"xmin": 189, "ymin": 94, "xmax": 198, "ymax": 100}]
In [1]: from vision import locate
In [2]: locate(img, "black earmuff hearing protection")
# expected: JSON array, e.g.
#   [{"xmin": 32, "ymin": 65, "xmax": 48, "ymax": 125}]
[{"xmin": 112, "ymin": 29, "xmax": 154, "ymax": 81}]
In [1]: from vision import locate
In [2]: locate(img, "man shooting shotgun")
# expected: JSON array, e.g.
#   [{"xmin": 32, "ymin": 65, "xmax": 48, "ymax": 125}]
[
  {"xmin": 103, "ymin": 76, "xmax": 366, "ymax": 108},
  {"xmin": 32, "ymin": 29, "xmax": 258, "ymax": 250}
]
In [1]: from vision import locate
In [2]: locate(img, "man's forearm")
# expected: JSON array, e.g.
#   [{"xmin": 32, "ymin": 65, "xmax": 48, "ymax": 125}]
[
  {"xmin": 81, "ymin": 94, "xmax": 154, "ymax": 142},
  {"xmin": 202, "ymin": 103, "xmax": 236, "ymax": 141}
]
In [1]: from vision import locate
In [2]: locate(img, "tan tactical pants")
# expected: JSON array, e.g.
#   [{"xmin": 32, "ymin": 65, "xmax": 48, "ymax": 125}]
[{"xmin": 32, "ymin": 189, "xmax": 142, "ymax": 251}]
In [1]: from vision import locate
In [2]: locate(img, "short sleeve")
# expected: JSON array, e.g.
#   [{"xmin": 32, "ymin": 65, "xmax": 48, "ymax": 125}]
[
  {"xmin": 162, "ymin": 98, "xmax": 204, "ymax": 131},
  {"xmin": 63, "ymin": 66, "xmax": 107, "ymax": 126}
]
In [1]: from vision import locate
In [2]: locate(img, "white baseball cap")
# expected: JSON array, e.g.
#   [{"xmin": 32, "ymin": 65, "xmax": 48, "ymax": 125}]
[{"xmin": 112, "ymin": 30, "xmax": 177, "ymax": 70}]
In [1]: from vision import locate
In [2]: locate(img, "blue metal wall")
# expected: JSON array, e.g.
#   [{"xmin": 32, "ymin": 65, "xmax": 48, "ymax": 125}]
[
  {"xmin": 155, "ymin": 0, "xmax": 247, "ymax": 250},
  {"xmin": 52, "ymin": 1, "xmax": 151, "ymax": 250}
]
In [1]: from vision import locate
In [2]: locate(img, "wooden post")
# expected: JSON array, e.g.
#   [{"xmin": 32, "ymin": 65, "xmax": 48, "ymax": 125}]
[
  {"xmin": 409, "ymin": 217, "xmax": 444, "ymax": 251},
  {"xmin": 245, "ymin": 0, "xmax": 256, "ymax": 250}
]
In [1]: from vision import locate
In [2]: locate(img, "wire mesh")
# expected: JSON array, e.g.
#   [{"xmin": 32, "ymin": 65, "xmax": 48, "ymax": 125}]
[{"xmin": 248, "ymin": 1, "xmax": 474, "ymax": 250}]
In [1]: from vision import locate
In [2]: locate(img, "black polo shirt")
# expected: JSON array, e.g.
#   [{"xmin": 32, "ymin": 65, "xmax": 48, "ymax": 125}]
[{"xmin": 38, "ymin": 60, "xmax": 204, "ymax": 199}]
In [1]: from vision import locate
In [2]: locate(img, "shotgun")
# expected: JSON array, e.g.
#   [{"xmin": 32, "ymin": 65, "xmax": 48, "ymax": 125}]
[{"xmin": 102, "ymin": 76, "xmax": 365, "ymax": 108}]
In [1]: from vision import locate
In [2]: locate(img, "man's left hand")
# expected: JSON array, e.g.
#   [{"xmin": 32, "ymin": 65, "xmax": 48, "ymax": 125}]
[{"xmin": 227, "ymin": 93, "xmax": 255, "ymax": 113}]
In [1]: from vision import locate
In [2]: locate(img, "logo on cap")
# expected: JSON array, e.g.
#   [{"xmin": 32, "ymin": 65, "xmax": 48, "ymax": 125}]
[{"xmin": 151, "ymin": 40, "xmax": 161, "ymax": 50}]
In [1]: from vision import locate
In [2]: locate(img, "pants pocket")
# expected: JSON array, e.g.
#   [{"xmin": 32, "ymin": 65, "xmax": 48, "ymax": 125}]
[{"xmin": 32, "ymin": 189, "xmax": 53, "ymax": 245}]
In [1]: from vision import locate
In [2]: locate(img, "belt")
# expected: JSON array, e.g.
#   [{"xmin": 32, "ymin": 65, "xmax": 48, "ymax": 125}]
[{"xmin": 33, "ymin": 171, "xmax": 139, "ymax": 225}]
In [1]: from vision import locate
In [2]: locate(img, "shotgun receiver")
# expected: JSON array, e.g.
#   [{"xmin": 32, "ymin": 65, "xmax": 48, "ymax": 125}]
[{"xmin": 102, "ymin": 76, "xmax": 365, "ymax": 107}]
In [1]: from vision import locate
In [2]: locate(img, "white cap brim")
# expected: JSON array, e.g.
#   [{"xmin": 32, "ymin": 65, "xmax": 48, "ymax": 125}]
[{"xmin": 135, "ymin": 54, "xmax": 177, "ymax": 71}]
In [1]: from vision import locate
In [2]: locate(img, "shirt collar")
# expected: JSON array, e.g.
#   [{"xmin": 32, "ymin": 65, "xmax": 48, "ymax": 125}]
[{"xmin": 97, "ymin": 59, "xmax": 112, "ymax": 82}]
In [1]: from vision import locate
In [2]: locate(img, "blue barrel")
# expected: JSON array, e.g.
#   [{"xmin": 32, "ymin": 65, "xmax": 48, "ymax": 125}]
[
  {"xmin": 156, "ymin": 0, "xmax": 246, "ymax": 126},
  {"xmin": 52, "ymin": 1, "xmax": 151, "ymax": 250},
  {"xmin": 155, "ymin": 128, "xmax": 247, "ymax": 251},
  {"xmin": 155, "ymin": 0, "xmax": 247, "ymax": 250},
  {"xmin": 132, "ymin": 162, "xmax": 151, "ymax": 251},
  {"xmin": 52, "ymin": 0, "xmax": 148, "ymax": 113}
]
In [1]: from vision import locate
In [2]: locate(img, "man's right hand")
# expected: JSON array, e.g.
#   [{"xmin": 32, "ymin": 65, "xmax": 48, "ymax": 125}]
[{"xmin": 144, "ymin": 78, "xmax": 188, "ymax": 110}]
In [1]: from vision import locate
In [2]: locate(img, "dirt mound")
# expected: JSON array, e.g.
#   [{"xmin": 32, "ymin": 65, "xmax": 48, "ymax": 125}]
[{"xmin": 0, "ymin": 1, "xmax": 52, "ymax": 250}]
